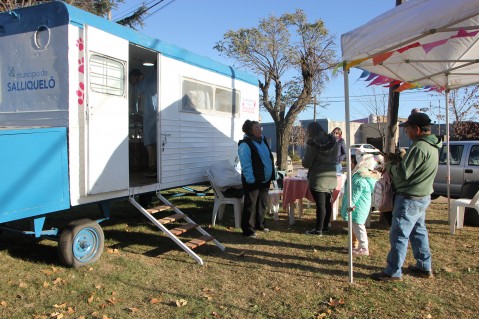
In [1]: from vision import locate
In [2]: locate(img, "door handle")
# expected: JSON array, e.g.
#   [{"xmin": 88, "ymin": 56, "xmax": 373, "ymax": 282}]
[{"xmin": 465, "ymin": 169, "xmax": 473, "ymax": 173}]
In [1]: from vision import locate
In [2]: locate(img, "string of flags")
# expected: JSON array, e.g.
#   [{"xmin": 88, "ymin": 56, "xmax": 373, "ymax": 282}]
[{"xmin": 336, "ymin": 27, "xmax": 479, "ymax": 93}]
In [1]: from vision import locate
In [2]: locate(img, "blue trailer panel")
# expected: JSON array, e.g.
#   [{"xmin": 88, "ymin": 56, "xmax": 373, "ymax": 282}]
[{"xmin": 0, "ymin": 127, "xmax": 70, "ymax": 223}]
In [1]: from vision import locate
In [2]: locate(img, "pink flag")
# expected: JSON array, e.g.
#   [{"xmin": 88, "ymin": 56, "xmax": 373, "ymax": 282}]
[{"xmin": 422, "ymin": 39, "xmax": 448, "ymax": 54}]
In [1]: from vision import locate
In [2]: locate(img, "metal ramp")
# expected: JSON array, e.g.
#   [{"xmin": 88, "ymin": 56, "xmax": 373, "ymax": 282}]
[{"xmin": 129, "ymin": 193, "xmax": 225, "ymax": 265}]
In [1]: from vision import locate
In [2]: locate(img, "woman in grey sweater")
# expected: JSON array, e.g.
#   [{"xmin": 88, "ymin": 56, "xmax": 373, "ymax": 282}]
[{"xmin": 302, "ymin": 122, "xmax": 338, "ymax": 235}]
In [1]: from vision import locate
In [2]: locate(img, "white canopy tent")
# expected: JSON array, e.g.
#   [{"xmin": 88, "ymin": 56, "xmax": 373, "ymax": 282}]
[{"xmin": 340, "ymin": 0, "xmax": 479, "ymax": 283}]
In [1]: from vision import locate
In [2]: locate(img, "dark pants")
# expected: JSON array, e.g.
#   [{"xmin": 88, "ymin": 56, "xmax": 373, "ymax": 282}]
[
  {"xmin": 310, "ymin": 189, "xmax": 332, "ymax": 231},
  {"xmin": 241, "ymin": 183, "xmax": 270, "ymax": 234}
]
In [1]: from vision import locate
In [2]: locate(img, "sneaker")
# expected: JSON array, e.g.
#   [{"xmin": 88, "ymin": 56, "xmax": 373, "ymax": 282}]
[
  {"xmin": 407, "ymin": 264, "xmax": 434, "ymax": 278},
  {"xmin": 255, "ymin": 226, "xmax": 270, "ymax": 232},
  {"xmin": 242, "ymin": 230, "xmax": 257, "ymax": 238},
  {"xmin": 306, "ymin": 229, "xmax": 323, "ymax": 236},
  {"xmin": 353, "ymin": 248, "xmax": 369, "ymax": 256},
  {"xmin": 370, "ymin": 272, "xmax": 403, "ymax": 282}
]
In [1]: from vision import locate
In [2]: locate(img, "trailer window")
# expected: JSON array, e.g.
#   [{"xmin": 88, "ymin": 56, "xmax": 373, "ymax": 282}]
[
  {"xmin": 182, "ymin": 80, "xmax": 213, "ymax": 112},
  {"xmin": 89, "ymin": 55, "xmax": 125, "ymax": 96},
  {"xmin": 215, "ymin": 87, "xmax": 239, "ymax": 115}
]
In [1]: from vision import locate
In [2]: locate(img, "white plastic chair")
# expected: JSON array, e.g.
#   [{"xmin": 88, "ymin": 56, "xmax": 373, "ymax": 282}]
[
  {"xmin": 206, "ymin": 169, "xmax": 242, "ymax": 229},
  {"xmin": 268, "ymin": 180, "xmax": 283, "ymax": 221},
  {"xmin": 450, "ymin": 190, "xmax": 479, "ymax": 234}
]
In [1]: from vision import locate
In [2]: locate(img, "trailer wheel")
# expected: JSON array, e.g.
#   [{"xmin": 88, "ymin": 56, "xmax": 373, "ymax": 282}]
[{"xmin": 58, "ymin": 219, "xmax": 104, "ymax": 268}]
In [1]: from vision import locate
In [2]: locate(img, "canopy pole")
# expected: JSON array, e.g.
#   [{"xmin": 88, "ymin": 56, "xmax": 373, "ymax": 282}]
[
  {"xmin": 445, "ymin": 88, "xmax": 451, "ymax": 225},
  {"xmin": 343, "ymin": 66, "xmax": 353, "ymax": 284}
]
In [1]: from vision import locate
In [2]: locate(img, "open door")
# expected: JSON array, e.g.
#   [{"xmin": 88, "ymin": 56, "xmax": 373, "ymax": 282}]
[{"xmin": 85, "ymin": 26, "xmax": 129, "ymax": 194}]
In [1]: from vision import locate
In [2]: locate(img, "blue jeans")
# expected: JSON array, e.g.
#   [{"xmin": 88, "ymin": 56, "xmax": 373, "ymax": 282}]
[{"xmin": 384, "ymin": 194, "xmax": 432, "ymax": 277}]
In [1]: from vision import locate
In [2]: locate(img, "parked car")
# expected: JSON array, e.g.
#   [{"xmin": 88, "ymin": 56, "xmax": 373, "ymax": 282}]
[
  {"xmin": 271, "ymin": 152, "xmax": 294, "ymax": 174},
  {"xmin": 433, "ymin": 141, "xmax": 479, "ymax": 199},
  {"xmin": 350, "ymin": 143, "xmax": 381, "ymax": 155}
]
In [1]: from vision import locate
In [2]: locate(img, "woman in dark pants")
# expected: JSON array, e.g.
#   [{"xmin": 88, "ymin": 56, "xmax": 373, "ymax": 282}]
[
  {"xmin": 238, "ymin": 120, "xmax": 275, "ymax": 237},
  {"xmin": 302, "ymin": 122, "xmax": 338, "ymax": 236}
]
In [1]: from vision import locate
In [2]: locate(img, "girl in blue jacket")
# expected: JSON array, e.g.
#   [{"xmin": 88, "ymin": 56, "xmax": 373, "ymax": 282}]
[{"xmin": 341, "ymin": 153, "xmax": 380, "ymax": 255}]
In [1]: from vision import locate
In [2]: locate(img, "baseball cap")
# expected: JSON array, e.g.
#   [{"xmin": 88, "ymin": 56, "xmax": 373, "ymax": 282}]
[{"xmin": 399, "ymin": 112, "xmax": 431, "ymax": 127}]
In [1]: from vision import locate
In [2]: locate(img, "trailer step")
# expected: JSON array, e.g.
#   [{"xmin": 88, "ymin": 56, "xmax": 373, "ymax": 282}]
[
  {"xmin": 158, "ymin": 213, "xmax": 186, "ymax": 224},
  {"xmin": 185, "ymin": 235, "xmax": 214, "ymax": 249},
  {"xmin": 146, "ymin": 204, "xmax": 172, "ymax": 214},
  {"xmin": 170, "ymin": 223, "xmax": 198, "ymax": 236},
  {"xmin": 129, "ymin": 194, "xmax": 225, "ymax": 266}
]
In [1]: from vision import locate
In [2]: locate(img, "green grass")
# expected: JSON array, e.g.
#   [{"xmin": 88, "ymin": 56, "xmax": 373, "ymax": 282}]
[{"xmin": 0, "ymin": 189, "xmax": 478, "ymax": 319}]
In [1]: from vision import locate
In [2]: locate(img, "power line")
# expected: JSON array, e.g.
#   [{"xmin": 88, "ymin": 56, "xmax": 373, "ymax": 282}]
[
  {"xmin": 112, "ymin": 0, "xmax": 158, "ymax": 21},
  {"xmin": 142, "ymin": 0, "xmax": 177, "ymax": 21}
]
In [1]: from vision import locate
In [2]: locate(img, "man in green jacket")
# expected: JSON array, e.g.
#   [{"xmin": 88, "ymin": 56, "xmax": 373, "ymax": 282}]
[{"xmin": 372, "ymin": 112, "xmax": 442, "ymax": 282}]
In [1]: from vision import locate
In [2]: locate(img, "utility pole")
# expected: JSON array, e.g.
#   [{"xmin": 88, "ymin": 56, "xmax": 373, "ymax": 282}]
[
  {"xmin": 385, "ymin": 0, "xmax": 405, "ymax": 154},
  {"xmin": 313, "ymin": 95, "xmax": 317, "ymax": 122}
]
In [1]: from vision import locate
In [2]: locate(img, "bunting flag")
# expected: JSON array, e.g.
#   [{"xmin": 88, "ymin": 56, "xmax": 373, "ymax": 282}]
[
  {"xmin": 367, "ymin": 75, "xmax": 393, "ymax": 87},
  {"xmin": 332, "ymin": 61, "xmax": 344, "ymax": 76},
  {"xmin": 343, "ymin": 27, "xmax": 479, "ymax": 70},
  {"xmin": 358, "ymin": 70, "xmax": 370, "ymax": 79},
  {"xmin": 365, "ymin": 72, "xmax": 378, "ymax": 81},
  {"xmin": 372, "ymin": 52, "xmax": 394, "ymax": 65}
]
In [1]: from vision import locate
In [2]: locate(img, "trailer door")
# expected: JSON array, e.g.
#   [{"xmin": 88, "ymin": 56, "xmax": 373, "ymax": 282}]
[{"xmin": 86, "ymin": 26, "xmax": 129, "ymax": 194}]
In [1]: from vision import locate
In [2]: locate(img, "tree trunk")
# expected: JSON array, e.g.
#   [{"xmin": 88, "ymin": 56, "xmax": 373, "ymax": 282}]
[
  {"xmin": 385, "ymin": 84, "xmax": 400, "ymax": 153},
  {"xmin": 275, "ymin": 123, "xmax": 292, "ymax": 173}
]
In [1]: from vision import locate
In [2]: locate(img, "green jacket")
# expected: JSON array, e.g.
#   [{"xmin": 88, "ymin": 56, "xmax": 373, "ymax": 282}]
[{"xmin": 387, "ymin": 134, "xmax": 442, "ymax": 197}]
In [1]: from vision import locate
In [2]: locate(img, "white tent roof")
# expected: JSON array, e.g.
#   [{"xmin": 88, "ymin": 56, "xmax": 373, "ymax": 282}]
[{"xmin": 341, "ymin": 0, "xmax": 479, "ymax": 90}]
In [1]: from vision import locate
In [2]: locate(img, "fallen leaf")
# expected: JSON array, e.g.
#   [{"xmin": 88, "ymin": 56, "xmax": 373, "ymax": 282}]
[
  {"xmin": 19, "ymin": 282, "xmax": 28, "ymax": 288},
  {"xmin": 52, "ymin": 278, "xmax": 63, "ymax": 285},
  {"xmin": 212, "ymin": 311, "xmax": 221, "ymax": 318},
  {"xmin": 107, "ymin": 297, "xmax": 119, "ymax": 305},
  {"xmin": 76, "ymin": 316, "xmax": 86, "ymax": 319},
  {"xmin": 95, "ymin": 284, "xmax": 102, "ymax": 290},
  {"xmin": 442, "ymin": 266, "xmax": 453, "ymax": 273},
  {"xmin": 175, "ymin": 299, "xmax": 187, "ymax": 307},
  {"xmin": 150, "ymin": 297, "xmax": 161, "ymax": 304},
  {"xmin": 87, "ymin": 294, "xmax": 95, "ymax": 304},
  {"xmin": 127, "ymin": 307, "xmax": 139, "ymax": 312},
  {"xmin": 67, "ymin": 307, "xmax": 75, "ymax": 314},
  {"xmin": 91, "ymin": 312, "xmax": 100, "ymax": 318},
  {"xmin": 111, "ymin": 292, "xmax": 118, "ymax": 296},
  {"xmin": 33, "ymin": 315, "xmax": 48, "ymax": 319},
  {"xmin": 425, "ymin": 314, "xmax": 432, "ymax": 319},
  {"xmin": 42, "ymin": 269, "xmax": 53, "ymax": 275},
  {"xmin": 43, "ymin": 281, "xmax": 50, "ymax": 288},
  {"xmin": 106, "ymin": 248, "xmax": 119, "ymax": 254},
  {"xmin": 328, "ymin": 297, "xmax": 345, "ymax": 307},
  {"xmin": 102, "ymin": 315, "xmax": 111, "ymax": 319},
  {"xmin": 88, "ymin": 268, "xmax": 94, "ymax": 271},
  {"xmin": 53, "ymin": 303, "xmax": 67, "ymax": 309},
  {"xmin": 49, "ymin": 312, "xmax": 63, "ymax": 318},
  {"xmin": 1, "ymin": 300, "xmax": 7, "ymax": 307},
  {"xmin": 273, "ymin": 286, "xmax": 281, "ymax": 292}
]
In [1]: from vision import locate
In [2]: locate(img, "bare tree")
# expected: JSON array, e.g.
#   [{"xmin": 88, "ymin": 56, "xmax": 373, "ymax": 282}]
[
  {"xmin": 448, "ymin": 87, "xmax": 479, "ymax": 139},
  {"xmin": 214, "ymin": 10, "xmax": 337, "ymax": 171},
  {"xmin": 289, "ymin": 123, "xmax": 306, "ymax": 157}
]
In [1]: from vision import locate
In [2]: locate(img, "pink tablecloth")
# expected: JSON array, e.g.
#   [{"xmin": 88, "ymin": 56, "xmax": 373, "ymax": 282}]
[{"xmin": 282, "ymin": 177, "xmax": 314, "ymax": 209}]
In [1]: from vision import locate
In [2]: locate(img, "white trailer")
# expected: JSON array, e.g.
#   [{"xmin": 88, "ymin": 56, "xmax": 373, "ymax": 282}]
[{"xmin": 0, "ymin": 1, "xmax": 259, "ymax": 267}]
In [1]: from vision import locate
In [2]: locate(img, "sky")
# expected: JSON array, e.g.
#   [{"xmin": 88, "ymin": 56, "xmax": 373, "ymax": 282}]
[{"xmin": 111, "ymin": 0, "xmax": 441, "ymax": 123}]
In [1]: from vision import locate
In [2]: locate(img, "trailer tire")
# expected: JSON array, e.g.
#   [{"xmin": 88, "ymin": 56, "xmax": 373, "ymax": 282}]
[{"xmin": 58, "ymin": 219, "xmax": 104, "ymax": 268}]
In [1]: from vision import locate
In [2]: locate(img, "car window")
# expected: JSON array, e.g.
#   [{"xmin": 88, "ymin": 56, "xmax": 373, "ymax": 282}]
[
  {"xmin": 439, "ymin": 145, "xmax": 463, "ymax": 165},
  {"xmin": 468, "ymin": 145, "xmax": 479, "ymax": 166},
  {"xmin": 364, "ymin": 145, "xmax": 374, "ymax": 149},
  {"xmin": 351, "ymin": 144, "xmax": 359, "ymax": 148}
]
